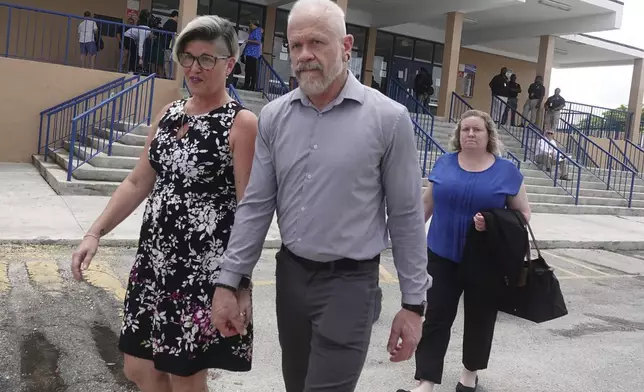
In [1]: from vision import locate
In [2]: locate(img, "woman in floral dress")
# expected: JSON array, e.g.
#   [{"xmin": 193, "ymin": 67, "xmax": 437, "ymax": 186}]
[{"xmin": 71, "ymin": 15, "xmax": 258, "ymax": 391}]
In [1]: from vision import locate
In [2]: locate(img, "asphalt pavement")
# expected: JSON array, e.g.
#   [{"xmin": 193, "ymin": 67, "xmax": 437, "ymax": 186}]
[{"xmin": 0, "ymin": 245, "xmax": 643, "ymax": 392}]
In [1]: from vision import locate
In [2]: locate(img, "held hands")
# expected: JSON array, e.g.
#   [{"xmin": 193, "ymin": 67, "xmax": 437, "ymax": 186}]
[
  {"xmin": 211, "ymin": 286, "xmax": 249, "ymax": 337},
  {"xmin": 473, "ymin": 212, "xmax": 486, "ymax": 232},
  {"xmin": 387, "ymin": 308, "xmax": 422, "ymax": 362}
]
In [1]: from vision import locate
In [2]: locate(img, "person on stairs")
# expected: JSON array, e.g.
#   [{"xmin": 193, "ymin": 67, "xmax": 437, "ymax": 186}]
[
  {"xmin": 488, "ymin": 67, "xmax": 509, "ymax": 123},
  {"xmin": 397, "ymin": 109, "xmax": 531, "ymax": 392},
  {"xmin": 241, "ymin": 19, "xmax": 263, "ymax": 91},
  {"xmin": 501, "ymin": 74, "xmax": 521, "ymax": 126},
  {"xmin": 522, "ymin": 75, "xmax": 545, "ymax": 124},
  {"xmin": 536, "ymin": 128, "xmax": 569, "ymax": 181},
  {"xmin": 544, "ymin": 88, "xmax": 566, "ymax": 130}
]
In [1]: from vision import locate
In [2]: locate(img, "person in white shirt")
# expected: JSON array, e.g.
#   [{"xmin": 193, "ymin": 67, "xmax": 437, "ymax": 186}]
[
  {"xmin": 535, "ymin": 129, "xmax": 569, "ymax": 180},
  {"xmin": 123, "ymin": 12, "xmax": 152, "ymax": 72},
  {"xmin": 78, "ymin": 11, "xmax": 98, "ymax": 69}
]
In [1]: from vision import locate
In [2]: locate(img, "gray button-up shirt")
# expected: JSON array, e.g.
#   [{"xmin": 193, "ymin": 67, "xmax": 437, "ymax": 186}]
[{"xmin": 218, "ymin": 72, "xmax": 431, "ymax": 304}]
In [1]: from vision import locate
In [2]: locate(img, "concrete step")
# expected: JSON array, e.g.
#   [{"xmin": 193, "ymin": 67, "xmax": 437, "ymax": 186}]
[
  {"xmin": 32, "ymin": 155, "xmax": 120, "ymax": 196},
  {"xmin": 526, "ymin": 184, "xmax": 644, "ymax": 201},
  {"xmin": 88, "ymin": 137, "xmax": 142, "ymax": 158},
  {"xmin": 528, "ymin": 202, "xmax": 644, "ymax": 216},
  {"xmin": 65, "ymin": 141, "xmax": 139, "ymax": 170},
  {"xmin": 49, "ymin": 150, "xmax": 131, "ymax": 182},
  {"xmin": 92, "ymin": 127, "xmax": 146, "ymax": 147}
]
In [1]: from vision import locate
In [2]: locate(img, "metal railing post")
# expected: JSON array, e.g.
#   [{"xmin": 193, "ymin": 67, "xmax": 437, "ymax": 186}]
[
  {"xmin": 64, "ymin": 16, "xmax": 71, "ymax": 65},
  {"xmin": 5, "ymin": 7, "xmax": 12, "ymax": 57},
  {"xmin": 67, "ymin": 121, "xmax": 77, "ymax": 181},
  {"xmin": 147, "ymin": 77, "xmax": 156, "ymax": 125}
]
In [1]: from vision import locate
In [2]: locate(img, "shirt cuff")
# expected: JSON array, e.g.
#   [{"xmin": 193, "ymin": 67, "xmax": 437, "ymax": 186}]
[
  {"xmin": 217, "ymin": 270, "xmax": 243, "ymax": 289},
  {"xmin": 401, "ymin": 292, "xmax": 427, "ymax": 305}
]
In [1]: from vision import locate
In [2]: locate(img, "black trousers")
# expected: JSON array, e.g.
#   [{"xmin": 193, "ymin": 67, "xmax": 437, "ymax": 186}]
[
  {"xmin": 502, "ymin": 97, "xmax": 519, "ymax": 126},
  {"xmin": 414, "ymin": 249, "xmax": 498, "ymax": 384},
  {"xmin": 275, "ymin": 246, "xmax": 379, "ymax": 392},
  {"xmin": 243, "ymin": 56, "xmax": 258, "ymax": 90}
]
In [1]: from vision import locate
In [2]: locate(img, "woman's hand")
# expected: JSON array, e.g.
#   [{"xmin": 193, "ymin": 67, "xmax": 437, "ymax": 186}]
[
  {"xmin": 71, "ymin": 235, "xmax": 99, "ymax": 281},
  {"xmin": 236, "ymin": 287, "xmax": 253, "ymax": 328},
  {"xmin": 473, "ymin": 213, "xmax": 486, "ymax": 232}
]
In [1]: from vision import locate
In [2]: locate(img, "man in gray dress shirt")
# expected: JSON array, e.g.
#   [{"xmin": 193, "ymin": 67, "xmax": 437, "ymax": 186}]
[{"xmin": 211, "ymin": 0, "xmax": 431, "ymax": 390}]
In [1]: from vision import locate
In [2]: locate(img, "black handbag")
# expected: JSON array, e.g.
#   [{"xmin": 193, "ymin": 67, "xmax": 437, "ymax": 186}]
[{"xmin": 497, "ymin": 218, "xmax": 568, "ymax": 323}]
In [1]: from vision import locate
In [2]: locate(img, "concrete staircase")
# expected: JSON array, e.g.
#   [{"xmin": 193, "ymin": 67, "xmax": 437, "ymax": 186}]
[
  {"xmin": 33, "ymin": 89, "xmax": 268, "ymax": 196},
  {"xmin": 32, "ymin": 93, "xmax": 644, "ymax": 216},
  {"xmin": 423, "ymin": 118, "xmax": 644, "ymax": 216}
]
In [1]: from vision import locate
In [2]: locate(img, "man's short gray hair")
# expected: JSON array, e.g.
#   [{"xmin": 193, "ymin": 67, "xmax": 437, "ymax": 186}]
[
  {"xmin": 173, "ymin": 15, "xmax": 240, "ymax": 62},
  {"xmin": 288, "ymin": 0, "xmax": 347, "ymax": 38}
]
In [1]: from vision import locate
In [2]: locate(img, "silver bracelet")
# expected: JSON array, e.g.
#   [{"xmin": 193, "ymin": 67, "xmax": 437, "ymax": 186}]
[{"xmin": 84, "ymin": 232, "xmax": 101, "ymax": 241}]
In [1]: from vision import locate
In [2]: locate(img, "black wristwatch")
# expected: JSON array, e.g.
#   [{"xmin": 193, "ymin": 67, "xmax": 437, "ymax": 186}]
[
  {"xmin": 402, "ymin": 301, "xmax": 427, "ymax": 317},
  {"xmin": 215, "ymin": 276, "xmax": 252, "ymax": 292}
]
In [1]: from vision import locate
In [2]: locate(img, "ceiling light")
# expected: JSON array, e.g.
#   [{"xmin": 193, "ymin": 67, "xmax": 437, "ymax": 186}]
[
  {"xmin": 554, "ymin": 48, "xmax": 568, "ymax": 55},
  {"xmin": 464, "ymin": 17, "xmax": 477, "ymax": 24},
  {"xmin": 538, "ymin": 0, "xmax": 572, "ymax": 11}
]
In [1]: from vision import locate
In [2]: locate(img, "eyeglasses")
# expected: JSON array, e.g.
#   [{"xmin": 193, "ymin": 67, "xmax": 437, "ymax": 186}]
[{"xmin": 178, "ymin": 52, "xmax": 229, "ymax": 70}]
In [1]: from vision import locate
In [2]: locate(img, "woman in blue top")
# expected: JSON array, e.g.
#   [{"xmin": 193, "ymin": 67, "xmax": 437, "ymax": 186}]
[{"xmin": 398, "ymin": 110, "xmax": 531, "ymax": 392}]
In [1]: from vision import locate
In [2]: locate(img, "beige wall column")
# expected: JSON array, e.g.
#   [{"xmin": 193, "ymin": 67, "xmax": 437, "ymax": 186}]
[
  {"xmin": 536, "ymin": 35, "xmax": 555, "ymax": 127},
  {"xmin": 362, "ymin": 27, "xmax": 377, "ymax": 85},
  {"xmin": 175, "ymin": 0, "xmax": 198, "ymax": 94},
  {"xmin": 335, "ymin": 0, "xmax": 349, "ymax": 12},
  {"xmin": 262, "ymin": 6, "xmax": 277, "ymax": 65},
  {"xmin": 437, "ymin": 12, "xmax": 463, "ymax": 118},
  {"xmin": 628, "ymin": 58, "xmax": 644, "ymax": 141}
]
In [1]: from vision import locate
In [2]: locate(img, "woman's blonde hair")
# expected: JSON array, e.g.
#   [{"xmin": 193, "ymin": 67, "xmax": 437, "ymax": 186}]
[{"xmin": 448, "ymin": 109, "xmax": 504, "ymax": 156}]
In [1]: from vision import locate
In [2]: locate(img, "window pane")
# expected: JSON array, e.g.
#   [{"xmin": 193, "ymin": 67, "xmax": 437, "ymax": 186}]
[
  {"xmin": 347, "ymin": 24, "xmax": 367, "ymax": 81},
  {"xmin": 211, "ymin": 0, "xmax": 239, "ymax": 25},
  {"xmin": 433, "ymin": 44, "xmax": 444, "ymax": 65},
  {"xmin": 372, "ymin": 31, "xmax": 394, "ymax": 93},
  {"xmin": 393, "ymin": 36, "xmax": 413, "ymax": 59},
  {"xmin": 414, "ymin": 39, "xmax": 433, "ymax": 64},
  {"xmin": 431, "ymin": 65, "xmax": 441, "ymax": 102},
  {"xmin": 197, "ymin": 0, "xmax": 209, "ymax": 16},
  {"xmin": 239, "ymin": 2, "xmax": 265, "ymax": 31},
  {"xmin": 275, "ymin": 8, "xmax": 289, "ymax": 38}
]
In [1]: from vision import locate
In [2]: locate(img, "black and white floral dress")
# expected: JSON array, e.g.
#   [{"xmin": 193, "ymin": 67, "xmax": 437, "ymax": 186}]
[{"xmin": 118, "ymin": 99, "xmax": 253, "ymax": 377}]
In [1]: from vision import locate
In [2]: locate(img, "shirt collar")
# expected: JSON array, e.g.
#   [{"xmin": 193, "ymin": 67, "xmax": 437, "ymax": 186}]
[{"xmin": 290, "ymin": 71, "xmax": 366, "ymax": 107}]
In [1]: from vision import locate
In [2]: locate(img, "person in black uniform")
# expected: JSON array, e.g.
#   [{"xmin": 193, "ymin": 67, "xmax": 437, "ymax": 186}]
[
  {"xmin": 488, "ymin": 67, "xmax": 509, "ymax": 123},
  {"xmin": 522, "ymin": 76, "xmax": 546, "ymax": 124},
  {"xmin": 501, "ymin": 74, "xmax": 521, "ymax": 126}
]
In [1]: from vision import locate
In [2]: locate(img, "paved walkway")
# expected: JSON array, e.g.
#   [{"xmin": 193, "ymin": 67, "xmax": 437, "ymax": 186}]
[{"xmin": 2, "ymin": 163, "xmax": 644, "ymax": 250}]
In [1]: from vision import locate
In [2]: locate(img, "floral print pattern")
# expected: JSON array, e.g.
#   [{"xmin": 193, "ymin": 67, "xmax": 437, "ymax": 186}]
[{"xmin": 118, "ymin": 99, "xmax": 253, "ymax": 377}]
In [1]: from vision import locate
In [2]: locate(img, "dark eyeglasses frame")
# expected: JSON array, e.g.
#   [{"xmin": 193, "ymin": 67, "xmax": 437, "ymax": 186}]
[{"xmin": 178, "ymin": 52, "xmax": 230, "ymax": 70}]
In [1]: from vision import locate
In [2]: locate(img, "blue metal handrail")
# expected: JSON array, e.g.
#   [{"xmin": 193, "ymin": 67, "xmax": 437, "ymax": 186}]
[
  {"xmin": 504, "ymin": 150, "xmax": 521, "ymax": 170},
  {"xmin": 387, "ymin": 79, "xmax": 435, "ymax": 137},
  {"xmin": 228, "ymin": 84, "xmax": 243, "ymax": 104},
  {"xmin": 608, "ymin": 139, "xmax": 636, "ymax": 172},
  {"xmin": 491, "ymin": 95, "xmax": 583, "ymax": 204},
  {"xmin": 1, "ymin": 3, "xmax": 175, "ymax": 78},
  {"xmin": 66, "ymin": 74, "xmax": 156, "ymax": 181},
  {"xmin": 412, "ymin": 119, "xmax": 444, "ymax": 178},
  {"xmin": 449, "ymin": 92, "xmax": 472, "ymax": 124},
  {"xmin": 257, "ymin": 55, "xmax": 289, "ymax": 101},
  {"xmin": 559, "ymin": 118, "xmax": 636, "ymax": 206},
  {"xmin": 561, "ymin": 101, "xmax": 631, "ymax": 139},
  {"xmin": 39, "ymin": 75, "xmax": 141, "ymax": 158},
  {"xmin": 624, "ymin": 138, "xmax": 644, "ymax": 179}
]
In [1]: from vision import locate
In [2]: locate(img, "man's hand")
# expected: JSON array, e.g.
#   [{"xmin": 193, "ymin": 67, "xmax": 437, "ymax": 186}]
[
  {"xmin": 211, "ymin": 286, "xmax": 247, "ymax": 337},
  {"xmin": 387, "ymin": 308, "xmax": 422, "ymax": 362},
  {"xmin": 473, "ymin": 212, "xmax": 486, "ymax": 232}
]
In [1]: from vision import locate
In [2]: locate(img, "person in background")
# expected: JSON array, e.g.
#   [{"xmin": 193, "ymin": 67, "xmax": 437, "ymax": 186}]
[
  {"xmin": 71, "ymin": 15, "xmax": 258, "ymax": 391},
  {"xmin": 241, "ymin": 19, "xmax": 262, "ymax": 91},
  {"xmin": 116, "ymin": 17, "xmax": 136, "ymax": 71},
  {"xmin": 78, "ymin": 11, "xmax": 98, "ymax": 69},
  {"xmin": 522, "ymin": 75, "xmax": 545, "ymax": 124},
  {"xmin": 414, "ymin": 67, "xmax": 434, "ymax": 107},
  {"xmin": 210, "ymin": 0, "xmax": 431, "ymax": 391},
  {"xmin": 535, "ymin": 128, "xmax": 569, "ymax": 180},
  {"xmin": 489, "ymin": 67, "xmax": 509, "ymax": 123},
  {"xmin": 162, "ymin": 10, "xmax": 179, "ymax": 78},
  {"xmin": 544, "ymin": 88, "xmax": 566, "ymax": 131},
  {"xmin": 397, "ymin": 109, "xmax": 531, "ymax": 392},
  {"xmin": 501, "ymin": 74, "xmax": 521, "ymax": 126},
  {"xmin": 123, "ymin": 11, "xmax": 152, "ymax": 73}
]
